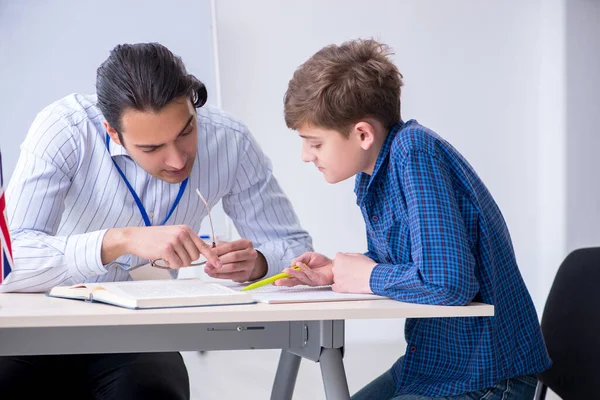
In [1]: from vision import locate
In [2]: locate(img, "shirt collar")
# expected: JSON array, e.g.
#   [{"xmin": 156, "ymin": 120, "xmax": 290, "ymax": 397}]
[{"xmin": 354, "ymin": 121, "xmax": 403, "ymax": 205}]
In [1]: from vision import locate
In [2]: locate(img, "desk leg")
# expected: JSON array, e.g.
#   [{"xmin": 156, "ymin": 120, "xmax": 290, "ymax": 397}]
[
  {"xmin": 270, "ymin": 349, "xmax": 301, "ymax": 400},
  {"xmin": 320, "ymin": 347, "xmax": 350, "ymax": 400}
]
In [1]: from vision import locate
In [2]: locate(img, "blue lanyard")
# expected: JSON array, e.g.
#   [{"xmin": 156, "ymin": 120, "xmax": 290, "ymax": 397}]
[{"xmin": 105, "ymin": 133, "xmax": 188, "ymax": 227}]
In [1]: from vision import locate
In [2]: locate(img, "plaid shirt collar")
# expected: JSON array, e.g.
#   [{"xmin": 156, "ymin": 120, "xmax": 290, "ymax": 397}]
[{"xmin": 355, "ymin": 121, "xmax": 404, "ymax": 206}]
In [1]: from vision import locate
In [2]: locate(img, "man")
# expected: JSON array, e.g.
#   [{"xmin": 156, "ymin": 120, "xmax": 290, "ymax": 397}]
[{"xmin": 0, "ymin": 42, "xmax": 312, "ymax": 399}]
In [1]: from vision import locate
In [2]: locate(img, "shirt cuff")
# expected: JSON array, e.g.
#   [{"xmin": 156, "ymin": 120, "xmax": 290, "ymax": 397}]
[
  {"xmin": 253, "ymin": 246, "xmax": 282, "ymax": 281},
  {"xmin": 65, "ymin": 230, "xmax": 109, "ymax": 281},
  {"xmin": 370, "ymin": 263, "xmax": 395, "ymax": 296}
]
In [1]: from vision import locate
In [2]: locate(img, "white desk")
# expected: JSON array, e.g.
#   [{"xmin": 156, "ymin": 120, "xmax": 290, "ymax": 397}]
[{"xmin": 0, "ymin": 294, "xmax": 493, "ymax": 399}]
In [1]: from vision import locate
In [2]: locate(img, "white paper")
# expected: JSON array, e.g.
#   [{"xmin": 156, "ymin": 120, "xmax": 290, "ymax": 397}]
[{"xmin": 226, "ymin": 283, "xmax": 386, "ymax": 304}]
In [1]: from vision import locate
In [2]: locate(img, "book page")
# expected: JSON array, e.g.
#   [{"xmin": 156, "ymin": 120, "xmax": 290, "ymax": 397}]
[
  {"xmin": 99, "ymin": 279, "xmax": 239, "ymax": 299},
  {"xmin": 48, "ymin": 284, "xmax": 93, "ymax": 299}
]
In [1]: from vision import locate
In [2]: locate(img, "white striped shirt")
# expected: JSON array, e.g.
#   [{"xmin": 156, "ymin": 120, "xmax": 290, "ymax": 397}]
[{"xmin": 2, "ymin": 94, "xmax": 312, "ymax": 292}]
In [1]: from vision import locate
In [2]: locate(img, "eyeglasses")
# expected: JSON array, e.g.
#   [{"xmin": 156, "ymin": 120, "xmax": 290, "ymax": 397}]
[{"xmin": 150, "ymin": 188, "xmax": 216, "ymax": 269}]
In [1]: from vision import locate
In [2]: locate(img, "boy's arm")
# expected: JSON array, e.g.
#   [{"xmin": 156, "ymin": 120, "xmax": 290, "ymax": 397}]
[
  {"xmin": 364, "ymin": 233, "xmax": 380, "ymax": 262},
  {"xmin": 370, "ymin": 150, "xmax": 479, "ymax": 306},
  {"xmin": 221, "ymin": 126, "xmax": 313, "ymax": 280}
]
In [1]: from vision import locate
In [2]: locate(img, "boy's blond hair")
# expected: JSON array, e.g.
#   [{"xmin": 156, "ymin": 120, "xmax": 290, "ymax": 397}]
[{"xmin": 284, "ymin": 39, "xmax": 403, "ymax": 136}]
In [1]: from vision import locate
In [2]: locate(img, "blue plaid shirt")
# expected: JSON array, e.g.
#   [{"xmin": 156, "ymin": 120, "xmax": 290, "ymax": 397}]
[{"xmin": 356, "ymin": 120, "xmax": 551, "ymax": 397}]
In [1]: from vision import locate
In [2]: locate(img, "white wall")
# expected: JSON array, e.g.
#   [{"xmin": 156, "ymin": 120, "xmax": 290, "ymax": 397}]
[
  {"xmin": 565, "ymin": 0, "xmax": 600, "ymax": 253},
  {"xmin": 0, "ymin": 0, "xmax": 229, "ymax": 240},
  {"xmin": 0, "ymin": 0, "xmax": 218, "ymax": 176},
  {"xmin": 216, "ymin": 0, "xmax": 561, "ymax": 343},
  {"xmin": 536, "ymin": 0, "xmax": 567, "ymax": 314}
]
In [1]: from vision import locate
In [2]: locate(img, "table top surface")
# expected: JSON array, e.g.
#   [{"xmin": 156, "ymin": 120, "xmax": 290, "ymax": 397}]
[{"xmin": 0, "ymin": 293, "xmax": 494, "ymax": 328}]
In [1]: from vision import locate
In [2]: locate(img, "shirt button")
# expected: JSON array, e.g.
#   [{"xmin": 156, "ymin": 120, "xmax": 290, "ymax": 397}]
[
  {"xmin": 372, "ymin": 215, "xmax": 379, "ymax": 222},
  {"xmin": 410, "ymin": 345, "xmax": 417, "ymax": 353},
  {"xmin": 149, "ymin": 211, "xmax": 155, "ymax": 218}
]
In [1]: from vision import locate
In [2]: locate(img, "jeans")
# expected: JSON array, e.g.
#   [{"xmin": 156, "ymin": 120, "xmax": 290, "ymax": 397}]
[{"xmin": 352, "ymin": 358, "xmax": 537, "ymax": 400}]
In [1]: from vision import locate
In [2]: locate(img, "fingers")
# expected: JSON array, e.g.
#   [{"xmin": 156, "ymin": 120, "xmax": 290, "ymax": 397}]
[
  {"xmin": 189, "ymin": 230, "xmax": 222, "ymax": 268},
  {"xmin": 204, "ymin": 269, "xmax": 249, "ymax": 283},
  {"xmin": 204, "ymin": 262, "xmax": 246, "ymax": 275},
  {"xmin": 204, "ymin": 240, "xmax": 256, "ymax": 274},
  {"xmin": 288, "ymin": 262, "xmax": 321, "ymax": 280},
  {"xmin": 180, "ymin": 232, "xmax": 201, "ymax": 263},
  {"xmin": 214, "ymin": 239, "xmax": 252, "ymax": 257},
  {"xmin": 216, "ymin": 248, "xmax": 257, "ymax": 266},
  {"xmin": 292, "ymin": 252, "xmax": 332, "ymax": 267},
  {"xmin": 273, "ymin": 277, "xmax": 303, "ymax": 287},
  {"xmin": 161, "ymin": 244, "xmax": 185, "ymax": 269},
  {"xmin": 282, "ymin": 265, "xmax": 317, "ymax": 286},
  {"xmin": 292, "ymin": 252, "xmax": 317, "ymax": 265},
  {"xmin": 172, "ymin": 239, "xmax": 192, "ymax": 268}
]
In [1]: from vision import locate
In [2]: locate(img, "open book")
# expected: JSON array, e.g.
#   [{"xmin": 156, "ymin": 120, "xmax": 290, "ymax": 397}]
[
  {"xmin": 47, "ymin": 278, "xmax": 387, "ymax": 309},
  {"xmin": 47, "ymin": 279, "xmax": 254, "ymax": 309}
]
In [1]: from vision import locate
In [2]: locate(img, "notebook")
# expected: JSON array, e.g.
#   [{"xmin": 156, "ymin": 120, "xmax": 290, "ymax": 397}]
[
  {"xmin": 226, "ymin": 282, "xmax": 387, "ymax": 304},
  {"xmin": 47, "ymin": 278, "xmax": 254, "ymax": 309}
]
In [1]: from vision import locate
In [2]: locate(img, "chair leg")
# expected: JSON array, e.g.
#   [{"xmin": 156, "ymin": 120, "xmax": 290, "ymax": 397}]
[{"xmin": 534, "ymin": 381, "xmax": 548, "ymax": 400}]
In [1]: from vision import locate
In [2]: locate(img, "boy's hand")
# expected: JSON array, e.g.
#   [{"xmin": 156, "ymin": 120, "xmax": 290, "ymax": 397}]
[
  {"xmin": 331, "ymin": 252, "xmax": 376, "ymax": 293},
  {"xmin": 273, "ymin": 252, "xmax": 334, "ymax": 287},
  {"xmin": 204, "ymin": 239, "xmax": 267, "ymax": 282}
]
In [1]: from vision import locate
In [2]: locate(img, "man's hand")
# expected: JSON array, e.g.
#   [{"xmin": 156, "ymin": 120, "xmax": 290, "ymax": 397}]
[
  {"xmin": 331, "ymin": 252, "xmax": 376, "ymax": 293},
  {"xmin": 102, "ymin": 225, "xmax": 221, "ymax": 269},
  {"xmin": 274, "ymin": 252, "xmax": 334, "ymax": 287},
  {"xmin": 204, "ymin": 239, "xmax": 267, "ymax": 282}
]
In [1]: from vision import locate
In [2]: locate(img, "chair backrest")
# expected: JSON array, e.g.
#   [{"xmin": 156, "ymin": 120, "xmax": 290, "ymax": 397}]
[{"xmin": 538, "ymin": 247, "xmax": 600, "ymax": 399}]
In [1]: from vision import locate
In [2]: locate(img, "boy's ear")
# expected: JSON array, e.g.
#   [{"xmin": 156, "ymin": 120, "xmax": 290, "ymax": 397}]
[
  {"xmin": 354, "ymin": 121, "xmax": 376, "ymax": 151},
  {"xmin": 104, "ymin": 120, "xmax": 123, "ymax": 146}
]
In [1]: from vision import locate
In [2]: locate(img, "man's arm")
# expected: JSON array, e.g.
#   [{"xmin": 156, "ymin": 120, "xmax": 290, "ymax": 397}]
[
  {"xmin": 221, "ymin": 126, "xmax": 313, "ymax": 280},
  {"xmin": 2, "ymin": 111, "xmax": 111, "ymax": 293}
]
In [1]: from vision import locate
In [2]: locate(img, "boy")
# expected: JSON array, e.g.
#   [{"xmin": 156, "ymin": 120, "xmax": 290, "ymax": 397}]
[{"xmin": 278, "ymin": 39, "xmax": 551, "ymax": 399}]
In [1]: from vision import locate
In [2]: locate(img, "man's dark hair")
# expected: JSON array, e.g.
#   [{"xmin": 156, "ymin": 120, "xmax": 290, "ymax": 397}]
[{"xmin": 96, "ymin": 42, "xmax": 207, "ymax": 139}]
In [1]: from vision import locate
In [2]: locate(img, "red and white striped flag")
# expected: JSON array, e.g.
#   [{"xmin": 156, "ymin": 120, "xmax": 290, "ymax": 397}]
[{"xmin": 0, "ymin": 149, "xmax": 14, "ymax": 283}]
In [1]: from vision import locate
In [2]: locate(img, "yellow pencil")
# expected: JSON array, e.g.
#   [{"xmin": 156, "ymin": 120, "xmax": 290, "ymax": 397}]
[{"xmin": 242, "ymin": 266, "xmax": 302, "ymax": 291}]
